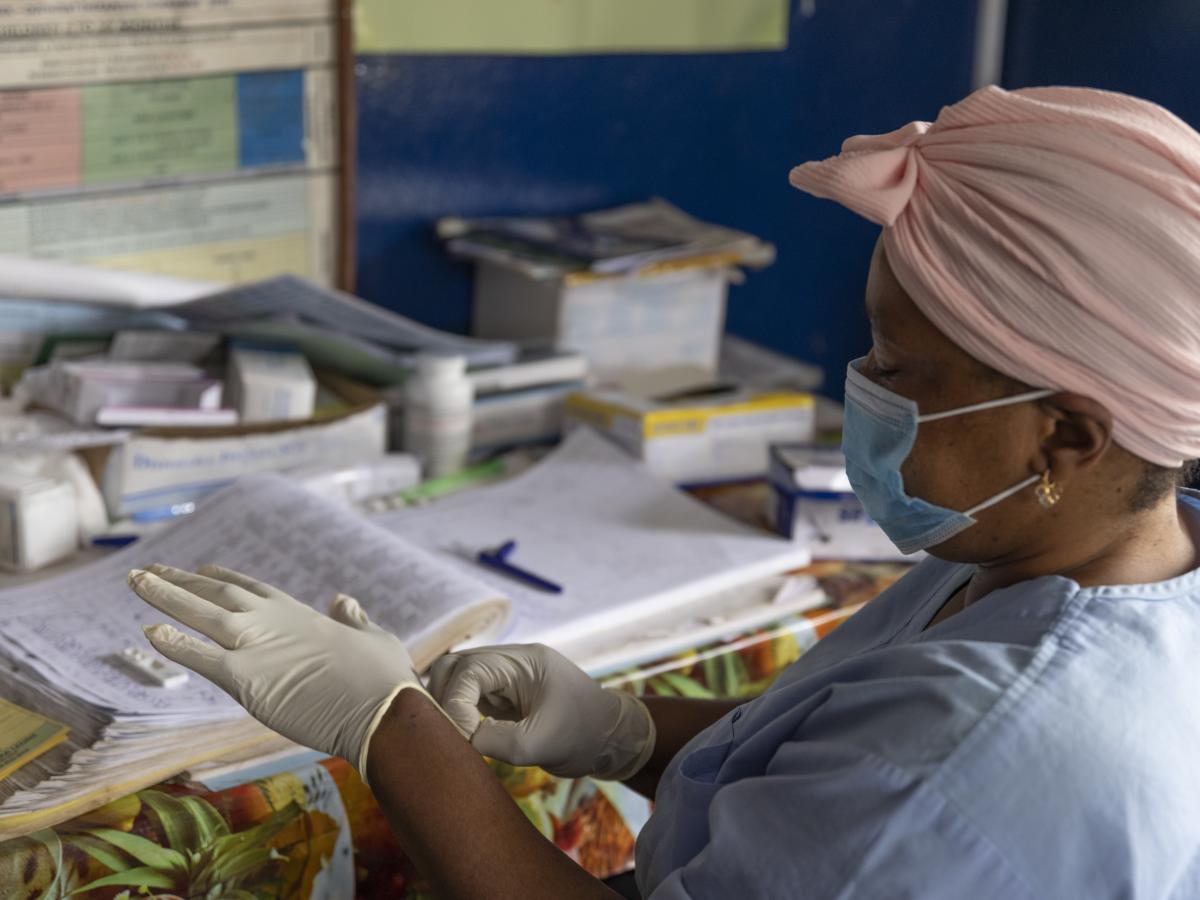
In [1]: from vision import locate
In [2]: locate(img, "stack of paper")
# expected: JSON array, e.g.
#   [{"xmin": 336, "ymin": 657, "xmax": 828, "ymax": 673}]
[
  {"xmin": 0, "ymin": 260, "xmax": 203, "ymax": 388},
  {"xmin": 0, "ymin": 255, "xmax": 217, "ymax": 309},
  {"xmin": 0, "ymin": 700, "xmax": 68, "ymax": 781},
  {"xmin": 0, "ymin": 297, "xmax": 188, "ymax": 391},
  {"xmin": 0, "ymin": 258, "xmax": 518, "ymax": 398},
  {"xmin": 0, "ymin": 474, "xmax": 510, "ymax": 837},
  {"xmin": 171, "ymin": 275, "xmax": 519, "ymax": 382}
]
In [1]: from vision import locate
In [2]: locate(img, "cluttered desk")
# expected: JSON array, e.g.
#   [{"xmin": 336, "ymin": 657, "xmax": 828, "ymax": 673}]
[
  {"xmin": 0, "ymin": 4, "xmax": 920, "ymax": 893},
  {"xmin": 1, "ymin": 0, "xmax": 1194, "ymax": 895},
  {"xmin": 0, "ymin": 238, "xmax": 913, "ymax": 895}
]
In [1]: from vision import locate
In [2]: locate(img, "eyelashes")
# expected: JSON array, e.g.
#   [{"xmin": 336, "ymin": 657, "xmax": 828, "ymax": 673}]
[{"xmin": 864, "ymin": 348, "xmax": 900, "ymax": 381}]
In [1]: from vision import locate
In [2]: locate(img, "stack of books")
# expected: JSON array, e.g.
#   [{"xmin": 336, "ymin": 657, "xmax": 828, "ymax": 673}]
[{"xmin": 437, "ymin": 197, "xmax": 775, "ymax": 280}]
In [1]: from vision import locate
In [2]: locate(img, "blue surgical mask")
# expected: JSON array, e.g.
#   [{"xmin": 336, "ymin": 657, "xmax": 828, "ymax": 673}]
[{"xmin": 842, "ymin": 358, "xmax": 1055, "ymax": 555}]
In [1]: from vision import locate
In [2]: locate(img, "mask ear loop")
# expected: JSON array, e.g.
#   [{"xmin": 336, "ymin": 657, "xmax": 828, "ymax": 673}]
[
  {"xmin": 920, "ymin": 388, "xmax": 1057, "ymax": 518},
  {"xmin": 964, "ymin": 473, "xmax": 1042, "ymax": 517},
  {"xmin": 917, "ymin": 389, "xmax": 1056, "ymax": 423}
]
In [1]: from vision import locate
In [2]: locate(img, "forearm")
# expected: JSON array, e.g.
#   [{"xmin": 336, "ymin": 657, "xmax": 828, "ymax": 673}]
[
  {"xmin": 623, "ymin": 696, "xmax": 744, "ymax": 799},
  {"xmin": 367, "ymin": 688, "xmax": 622, "ymax": 900}
]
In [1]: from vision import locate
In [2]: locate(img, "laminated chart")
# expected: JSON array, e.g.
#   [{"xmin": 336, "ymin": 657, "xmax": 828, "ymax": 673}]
[{"xmin": 0, "ymin": 1, "xmax": 346, "ymax": 287}]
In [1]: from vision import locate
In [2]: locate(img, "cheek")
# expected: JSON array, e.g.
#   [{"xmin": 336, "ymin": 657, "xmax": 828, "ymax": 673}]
[{"xmin": 900, "ymin": 418, "xmax": 999, "ymax": 508}]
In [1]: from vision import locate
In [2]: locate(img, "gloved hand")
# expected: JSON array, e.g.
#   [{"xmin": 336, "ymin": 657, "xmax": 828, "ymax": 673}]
[
  {"xmin": 128, "ymin": 563, "xmax": 442, "ymax": 782},
  {"xmin": 428, "ymin": 643, "xmax": 655, "ymax": 781}
]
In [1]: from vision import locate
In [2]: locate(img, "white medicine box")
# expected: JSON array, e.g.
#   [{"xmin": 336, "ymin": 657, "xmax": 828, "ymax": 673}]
[
  {"xmin": 0, "ymin": 473, "xmax": 78, "ymax": 572},
  {"xmin": 471, "ymin": 262, "xmax": 729, "ymax": 384},
  {"xmin": 767, "ymin": 443, "xmax": 922, "ymax": 562},
  {"xmin": 227, "ymin": 347, "xmax": 316, "ymax": 424}
]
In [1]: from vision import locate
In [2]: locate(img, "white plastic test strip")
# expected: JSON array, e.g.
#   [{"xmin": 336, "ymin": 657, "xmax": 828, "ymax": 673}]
[{"xmin": 112, "ymin": 646, "xmax": 189, "ymax": 688}]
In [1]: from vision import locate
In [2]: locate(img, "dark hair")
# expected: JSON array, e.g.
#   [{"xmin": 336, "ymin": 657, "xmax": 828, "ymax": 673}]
[{"xmin": 1129, "ymin": 459, "xmax": 1200, "ymax": 513}]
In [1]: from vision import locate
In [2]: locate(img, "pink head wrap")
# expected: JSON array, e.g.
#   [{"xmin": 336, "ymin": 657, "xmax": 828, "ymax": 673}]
[{"xmin": 789, "ymin": 85, "xmax": 1200, "ymax": 468}]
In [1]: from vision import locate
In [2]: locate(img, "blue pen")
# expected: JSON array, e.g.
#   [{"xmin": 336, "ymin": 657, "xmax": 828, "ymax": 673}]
[
  {"xmin": 92, "ymin": 534, "xmax": 139, "ymax": 548},
  {"xmin": 477, "ymin": 540, "xmax": 563, "ymax": 594}
]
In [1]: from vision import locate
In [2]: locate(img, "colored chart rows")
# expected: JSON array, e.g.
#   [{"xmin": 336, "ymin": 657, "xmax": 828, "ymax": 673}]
[{"xmin": 0, "ymin": 70, "xmax": 306, "ymax": 194}]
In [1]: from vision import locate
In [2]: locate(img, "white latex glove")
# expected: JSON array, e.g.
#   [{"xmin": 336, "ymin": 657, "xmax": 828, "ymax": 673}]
[
  {"xmin": 428, "ymin": 643, "xmax": 655, "ymax": 781},
  {"xmin": 128, "ymin": 563, "xmax": 440, "ymax": 781}
]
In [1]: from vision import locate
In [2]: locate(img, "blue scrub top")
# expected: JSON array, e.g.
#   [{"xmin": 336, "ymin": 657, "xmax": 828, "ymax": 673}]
[{"xmin": 636, "ymin": 492, "xmax": 1200, "ymax": 899}]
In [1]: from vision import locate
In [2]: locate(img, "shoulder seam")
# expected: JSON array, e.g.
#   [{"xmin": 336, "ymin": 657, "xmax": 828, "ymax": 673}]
[
  {"xmin": 813, "ymin": 749, "xmax": 1042, "ymax": 898},
  {"xmin": 937, "ymin": 582, "xmax": 1093, "ymax": 769},
  {"xmin": 924, "ymin": 778, "xmax": 1043, "ymax": 899}
]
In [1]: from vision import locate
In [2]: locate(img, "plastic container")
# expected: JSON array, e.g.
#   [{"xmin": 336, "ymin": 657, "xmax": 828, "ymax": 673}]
[
  {"xmin": 402, "ymin": 353, "xmax": 474, "ymax": 477},
  {"xmin": 291, "ymin": 454, "xmax": 422, "ymax": 507}
]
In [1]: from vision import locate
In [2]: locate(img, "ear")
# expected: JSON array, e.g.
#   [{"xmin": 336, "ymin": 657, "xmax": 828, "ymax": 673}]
[{"xmin": 1035, "ymin": 393, "xmax": 1113, "ymax": 481}]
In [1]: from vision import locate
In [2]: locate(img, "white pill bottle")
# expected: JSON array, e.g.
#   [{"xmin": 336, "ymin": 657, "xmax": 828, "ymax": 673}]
[{"xmin": 402, "ymin": 353, "xmax": 474, "ymax": 477}]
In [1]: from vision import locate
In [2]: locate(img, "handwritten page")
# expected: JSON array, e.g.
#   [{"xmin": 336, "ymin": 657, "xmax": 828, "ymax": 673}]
[
  {"xmin": 377, "ymin": 428, "xmax": 810, "ymax": 655},
  {"xmin": 0, "ymin": 475, "xmax": 509, "ymax": 720}
]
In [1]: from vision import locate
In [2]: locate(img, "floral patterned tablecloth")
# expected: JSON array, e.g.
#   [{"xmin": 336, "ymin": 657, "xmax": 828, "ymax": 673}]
[{"xmin": 0, "ymin": 561, "xmax": 906, "ymax": 899}]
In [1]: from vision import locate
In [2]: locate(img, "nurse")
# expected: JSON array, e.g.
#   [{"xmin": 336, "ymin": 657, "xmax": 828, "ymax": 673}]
[{"xmin": 129, "ymin": 85, "xmax": 1200, "ymax": 899}]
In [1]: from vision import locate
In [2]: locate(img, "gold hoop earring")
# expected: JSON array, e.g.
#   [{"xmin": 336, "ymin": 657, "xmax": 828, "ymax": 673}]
[{"xmin": 1035, "ymin": 469, "xmax": 1062, "ymax": 509}]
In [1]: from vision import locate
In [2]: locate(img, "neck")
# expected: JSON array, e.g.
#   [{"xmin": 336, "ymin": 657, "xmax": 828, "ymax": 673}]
[{"xmin": 965, "ymin": 494, "xmax": 1199, "ymax": 605}]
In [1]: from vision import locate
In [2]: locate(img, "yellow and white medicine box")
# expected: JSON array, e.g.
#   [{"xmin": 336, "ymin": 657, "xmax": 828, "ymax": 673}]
[{"xmin": 565, "ymin": 387, "xmax": 815, "ymax": 484}]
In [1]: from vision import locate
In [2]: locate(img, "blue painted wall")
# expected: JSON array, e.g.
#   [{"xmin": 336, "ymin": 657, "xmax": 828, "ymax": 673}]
[
  {"xmin": 1004, "ymin": 1, "xmax": 1200, "ymax": 128},
  {"xmin": 354, "ymin": 1, "xmax": 979, "ymax": 389}
]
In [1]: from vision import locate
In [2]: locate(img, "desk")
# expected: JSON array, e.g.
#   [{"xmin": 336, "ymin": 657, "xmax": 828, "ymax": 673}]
[{"xmin": 0, "ymin": 560, "xmax": 904, "ymax": 898}]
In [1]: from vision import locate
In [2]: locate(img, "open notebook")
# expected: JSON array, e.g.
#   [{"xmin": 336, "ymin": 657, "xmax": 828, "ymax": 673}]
[
  {"xmin": 0, "ymin": 429, "xmax": 808, "ymax": 836},
  {"xmin": 0, "ymin": 474, "xmax": 510, "ymax": 837}
]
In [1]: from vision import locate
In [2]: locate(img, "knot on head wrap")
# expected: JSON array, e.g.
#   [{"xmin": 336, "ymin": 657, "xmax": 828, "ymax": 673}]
[{"xmin": 790, "ymin": 85, "xmax": 1200, "ymax": 467}]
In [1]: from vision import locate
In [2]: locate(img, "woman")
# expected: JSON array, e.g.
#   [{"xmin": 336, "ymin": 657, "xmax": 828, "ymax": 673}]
[{"xmin": 129, "ymin": 85, "xmax": 1200, "ymax": 898}]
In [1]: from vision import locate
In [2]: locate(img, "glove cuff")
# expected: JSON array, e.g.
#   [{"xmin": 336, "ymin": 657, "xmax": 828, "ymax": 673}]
[
  {"xmin": 357, "ymin": 681, "xmax": 424, "ymax": 784},
  {"xmin": 356, "ymin": 681, "xmax": 474, "ymax": 785},
  {"xmin": 593, "ymin": 691, "xmax": 656, "ymax": 782}
]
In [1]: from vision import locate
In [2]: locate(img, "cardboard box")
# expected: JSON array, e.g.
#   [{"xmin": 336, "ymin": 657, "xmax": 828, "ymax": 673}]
[
  {"xmin": 84, "ymin": 375, "xmax": 386, "ymax": 517},
  {"xmin": 472, "ymin": 262, "xmax": 729, "ymax": 383},
  {"xmin": 565, "ymin": 386, "xmax": 815, "ymax": 484}
]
